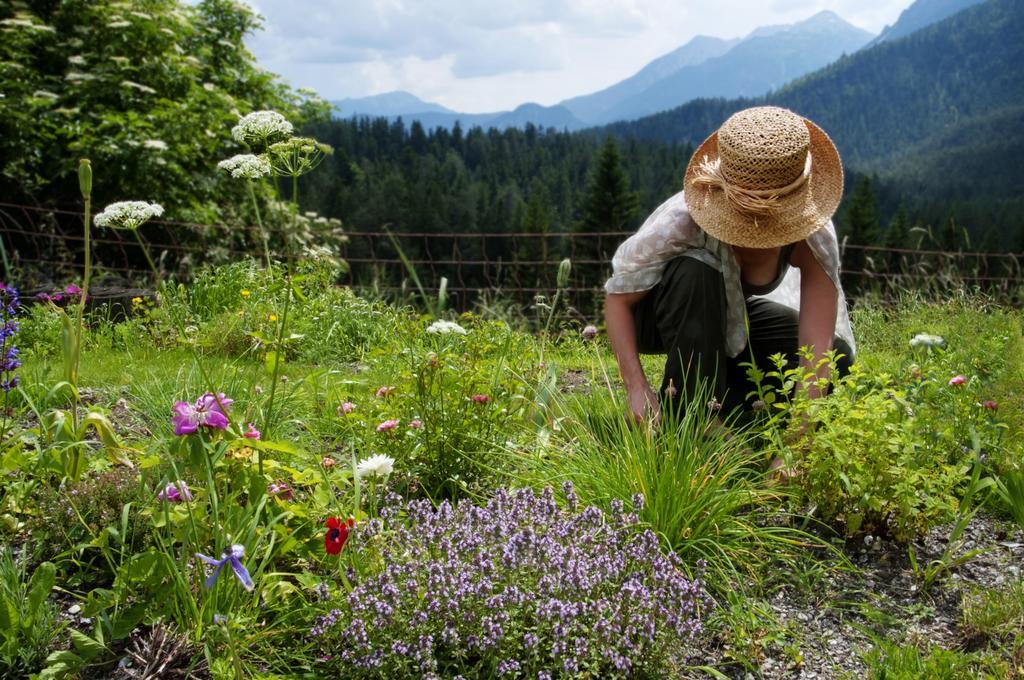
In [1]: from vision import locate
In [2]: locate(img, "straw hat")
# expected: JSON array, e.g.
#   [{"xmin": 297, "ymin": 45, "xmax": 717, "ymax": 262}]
[{"xmin": 683, "ymin": 106, "xmax": 843, "ymax": 249}]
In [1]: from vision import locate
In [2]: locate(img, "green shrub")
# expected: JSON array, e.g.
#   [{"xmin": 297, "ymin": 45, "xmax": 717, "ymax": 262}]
[{"xmin": 29, "ymin": 467, "xmax": 151, "ymax": 586}]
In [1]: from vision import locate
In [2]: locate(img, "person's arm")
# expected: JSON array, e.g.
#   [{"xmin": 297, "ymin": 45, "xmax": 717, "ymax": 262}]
[
  {"xmin": 792, "ymin": 240, "xmax": 838, "ymax": 398},
  {"xmin": 605, "ymin": 291, "xmax": 660, "ymax": 423}
]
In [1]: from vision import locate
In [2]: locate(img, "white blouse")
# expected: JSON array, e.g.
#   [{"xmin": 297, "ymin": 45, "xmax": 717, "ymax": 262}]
[{"xmin": 604, "ymin": 190, "xmax": 856, "ymax": 359}]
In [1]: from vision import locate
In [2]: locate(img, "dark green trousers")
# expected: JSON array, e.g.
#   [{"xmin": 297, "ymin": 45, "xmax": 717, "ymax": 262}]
[{"xmin": 634, "ymin": 255, "xmax": 853, "ymax": 415}]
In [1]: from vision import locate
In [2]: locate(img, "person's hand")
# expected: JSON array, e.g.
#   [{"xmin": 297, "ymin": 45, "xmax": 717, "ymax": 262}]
[{"xmin": 626, "ymin": 383, "xmax": 660, "ymax": 426}]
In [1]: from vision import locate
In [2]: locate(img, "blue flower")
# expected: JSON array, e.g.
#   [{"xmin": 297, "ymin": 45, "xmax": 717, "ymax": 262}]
[{"xmin": 196, "ymin": 544, "xmax": 254, "ymax": 592}]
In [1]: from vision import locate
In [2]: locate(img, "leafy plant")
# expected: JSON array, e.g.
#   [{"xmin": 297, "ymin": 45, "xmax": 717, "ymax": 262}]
[
  {"xmin": 0, "ymin": 551, "xmax": 63, "ymax": 676},
  {"xmin": 520, "ymin": 376, "xmax": 816, "ymax": 588},
  {"xmin": 907, "ymin": 444, "xmax": 995, "ymax": 592},
  {"xmin": 313, "ymin": 486, "xmax": 710, "ymax": 678}
]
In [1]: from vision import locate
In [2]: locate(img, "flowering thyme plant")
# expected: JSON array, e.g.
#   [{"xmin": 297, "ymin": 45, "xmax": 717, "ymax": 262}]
[{"xmin": 312, "ymin": 485, "xmax": 709, "ymax": 677}]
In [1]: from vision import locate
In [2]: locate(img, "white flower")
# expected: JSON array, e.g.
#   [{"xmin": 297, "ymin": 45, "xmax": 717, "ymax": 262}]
[
  {"xmin": 94, "ymin": 201, "xmax": 164, "ymax": 230},
  {"xmin": 909, "ymin": 333, "xmax": 946, "ymax": 349},
  {"xmin": 2, "ymin": 17, "xmax": 55, "ymax": 32},
  {"xmin": 426, "ymin": 320, "xmax": 467, "ymax": 335},
  {"xmin": 107, "ymin": 20, "xmax": 131, "ymax": 28},
  {"xmin": 65, "ymin": 72, "xmax": 95, "ymax": 82},
  {"xmin": 217, "ymin": 153, "xmax": 271, "ymax": 179},
  {"xmin": 32, "ymin": 90, "xmax": 58, "ymax": 100},
  {"xmin": 121, "ymin": 80, "xmax": 157, "ymax": 95},
  {"xmin": 202, "ymin": 82, "xmax": 215, "ymax": 91},
  {"xmin": 356, "ymin": 454, "xmax": 395, "ymax": 479},
  {"xmin": 231, "ymin": 110, "xmax": 293, "ymax": 148},
  {"xmin": 68, "ymin": 55, "xmax": 86, "ymax": 65},
  {"xmin": 143, "ymin": 139, "xmax": 167, "ymax": 151}
]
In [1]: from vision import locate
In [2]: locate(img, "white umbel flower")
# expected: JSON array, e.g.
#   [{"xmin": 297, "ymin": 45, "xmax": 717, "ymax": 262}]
[
  {"xmin": 94, "ymin": 201, "xmax": 164, "ymax": 230},
  {"xmin": 143, "ymin": 139, "xmax": 167, "ymax": 151},
  {"xmin": 356, "ymin": 454, "xmax": 395, "ymax": 479},
  {"xmin": 231, "ymin": 110, "xmax": 293, "ymax": 148},
  {"xmin": 217, "ymin": 153, "xmax": 271, "ymax": 179},
  {"xmin": 426, "ymin": 320, "xmax": 467, "ymax": 335},
  {"xmin": 909, "ymin": 333, "xmax": 946, "ymax": 349}
]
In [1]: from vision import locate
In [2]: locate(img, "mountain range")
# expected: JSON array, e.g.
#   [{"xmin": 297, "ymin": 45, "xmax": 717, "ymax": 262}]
[
  {"xmin": 605, "ymin": 0, "xmax": 1023, "ymax": 241},
  {"xmin": 330, "ymin": 10, "xmax": 873, "ymax": 130}
]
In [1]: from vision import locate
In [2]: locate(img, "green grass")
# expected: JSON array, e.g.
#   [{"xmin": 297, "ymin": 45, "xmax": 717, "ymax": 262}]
[{"xmin": 6, "ymin": 276, "xmax": 1024, "ymax": 678}]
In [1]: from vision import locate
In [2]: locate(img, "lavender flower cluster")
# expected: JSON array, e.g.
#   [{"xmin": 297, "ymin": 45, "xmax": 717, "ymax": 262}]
[
  {"xmin": 0, "ymin": 284, "xmax": 20, "ymax": 392},
  {"xmin": 318, "ymin": 484, "xmax": 709, "ymax": 678}
]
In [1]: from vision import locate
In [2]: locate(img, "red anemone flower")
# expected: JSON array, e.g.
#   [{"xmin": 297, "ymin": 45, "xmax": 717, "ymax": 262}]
[{"xmin": 324, "ymin": 516, "xmax": 355, "ymax": 555}]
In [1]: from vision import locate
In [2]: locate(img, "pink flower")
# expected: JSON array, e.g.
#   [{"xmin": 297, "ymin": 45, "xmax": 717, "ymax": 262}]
[
  {"xmin": 471, "ymin": 394, "xmax": 491, "ymax": 404},
  {"xmin": 376, "ymin": 418, "xmax": 400, "ymax": 433},
  {"xmin": 64, "ymin": 284, "xmax": 83, "ymax": 296},
  {"xmin": 948, "ymin": 375, "xmax": 967, "ymax": 386},
  {"xmin": 243, "ymin": 423, "xmax": 261, "ymax": 440},
  {"xmin": 158, "ymin": 480, "xmax": 192, "ymax": 502},
  {"xmin": 409, "ymin": 419, "xmax": 422, "ymax": 429},
  {"xmin": 172, "ymin": 392, "xmax": 232, "ymax": 435},
  {"xmin": 338, "ymin": 401, "xmax": 355, "ymax": 415},
  {"xmin": 321, "ymin": 456, "xmax": 336, "ymax": 469},
  {"xmin": 581, "ymin": 325, "xmax": 598, "ymax": 341},
  {"xmin": 375, "ymin": 385, "xmax": 396, "ymax": 398},
  {"xmin": 981, "ymin": 400, "xmax": 998, "ymax": 410},
  {"xmin": 267, "ymin": 481, "xmax": 293, "ymax": 500}
]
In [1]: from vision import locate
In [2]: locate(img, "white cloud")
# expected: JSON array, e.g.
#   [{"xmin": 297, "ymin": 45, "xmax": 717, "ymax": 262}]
[{"xmin": 243, "ymin": 0, "xmax": 913, "ymax": 112}]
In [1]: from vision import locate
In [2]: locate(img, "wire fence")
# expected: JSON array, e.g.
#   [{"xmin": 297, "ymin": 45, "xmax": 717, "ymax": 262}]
[{"xmin": 2, "ymin": 202, "xmax": 1022, "ymax": 318}]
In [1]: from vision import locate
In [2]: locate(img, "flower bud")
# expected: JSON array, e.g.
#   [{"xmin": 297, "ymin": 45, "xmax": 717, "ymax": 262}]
[
  {"xmin": 556, "ymin": 258, "xmax": 571, "ymax": 288},
  {"xmin": 78, "ymin": 159, "xmax": 92, "ymax": 199}
]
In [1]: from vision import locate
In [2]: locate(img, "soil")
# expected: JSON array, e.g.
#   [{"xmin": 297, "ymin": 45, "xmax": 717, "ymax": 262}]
[{"xmin": 694, "ymin": 513, "xmax": 1024, "ymax": 678}]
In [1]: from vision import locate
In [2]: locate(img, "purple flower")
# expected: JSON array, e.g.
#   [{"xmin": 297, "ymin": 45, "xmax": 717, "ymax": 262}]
[
  {"xmin": 172, "ymin": 392, "xmax": 232, "ymax": 435},
  {"xmin": 320, "ymin": 486, "xmax": 709, "ymax": 674},
  {"xmin": 581, "ymin": 324, "xmax": 598, "ymax": 341},
  {"xmin": 338, "ymin": 401, "xmax": 355, "ymax": 415},
  {"xmin": 471, "ymin": 394, "xmax": 491, "ymax": 404},
  {"xmin": 196, "ymin": 544, "xmax": 254, "ymax": 591},
  {"xmin": 64, "ymin": 284, "xmax": 83, "ymax": 296},
  {"xmin": 157, "ymin": 480, "xmax": 192, "ymax": 502},
  {"xmin": 948, "ymin": 374, "xmax": 967, "ymax": 386},
  {"xmin": 376, "ymin": 419, "xmax": 400, "ymax": 433},
  {"xmin": 0, "ymin": 284, "xmax": 20, "ymax": 393},
  {"xmin": 268, "ymin": 481, "xmax": 293, "ymax": 500},
  {"xmin": 242, "ymin": 422, "xmax": 261, "ymax": 440}
]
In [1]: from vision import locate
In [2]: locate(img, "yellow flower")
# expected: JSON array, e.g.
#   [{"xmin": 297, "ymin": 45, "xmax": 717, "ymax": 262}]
[
  {"xmin": 268, "ymin": 313, "xmax": 278, "ymax": 322},
  {"xmin": 228, "ymin": 446, "xmax": 255, "ymax": 461},
  {"xmin": 131, "ymin": 296, "xmax": 143, "ymax": 306},
  {"xmin": 241, "ymin": 289, "xmax": 251, "ymax": 298}
]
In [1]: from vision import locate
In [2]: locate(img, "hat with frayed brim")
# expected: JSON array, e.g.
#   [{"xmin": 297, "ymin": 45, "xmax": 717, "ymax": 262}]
[{"xmin": 683, "ymin": 106, "xmax": 843, "ymax": 249}]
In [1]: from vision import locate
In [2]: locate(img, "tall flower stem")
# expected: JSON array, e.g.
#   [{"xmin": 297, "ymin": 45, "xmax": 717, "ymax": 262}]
[
  {"xmin": 70, "ymin": 160, "xmax": 93, "ymax": 431},
  {"xmin": 246, "ymin": 181, "xmax": 272, "ymax": 270},
  {"xmin": 131, "ymin": 229, "xmax": 160, "ymax": 285},
  {"xmin": 260, "ymin": 258, "xmax": 292, "ymax": 476}
]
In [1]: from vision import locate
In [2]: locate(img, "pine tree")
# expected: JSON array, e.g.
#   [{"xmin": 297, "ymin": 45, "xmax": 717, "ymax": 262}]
[
  {"xmin": 841, "ymin": 174, "xmax": 880, "ymax": 282},
  {"xmin": 576, "ymin": 136, "xmax": 639, "ymax": 273}
]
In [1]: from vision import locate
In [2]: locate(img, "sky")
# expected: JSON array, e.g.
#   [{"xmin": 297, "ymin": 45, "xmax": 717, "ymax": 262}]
[{"xmin": 244, "ymin": 0, "xmax": 914, "ymax": 113}]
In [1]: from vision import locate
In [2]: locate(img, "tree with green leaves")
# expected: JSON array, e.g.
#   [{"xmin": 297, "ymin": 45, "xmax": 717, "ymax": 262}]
[
  {"xmin": 841, "ymin": 174, "xmax": 880, "ymax": 283},
  {"xmin": 575, "ymin": 136, "xmax": 639, "ymax": 272},
  {"xmin": 0, "ymin": 0, "xmax": 327, "ymax": 221}
]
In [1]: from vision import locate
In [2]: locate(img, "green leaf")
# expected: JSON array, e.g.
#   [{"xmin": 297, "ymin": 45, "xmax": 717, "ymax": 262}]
[
  {"xmin": 0, "ymin": 591, "xmax": 18, "ymax": 634},
  {"xmin": 27, "ymin": 561, "xmax": 56, "ymax": 619},
  {"xmin": 70, "ymin": 628, "xmax": 106, "ymax": 660},
  {"xmin": 40, "ymin": 650, "xmax": 83, "ymax": 678},
  {"xmin": 110, "ymin": 602, "xmax": 148, "ymax": 640},
  {"xmin": 265, "ymin": 350, "xmax": 282, "ymax": 375}
]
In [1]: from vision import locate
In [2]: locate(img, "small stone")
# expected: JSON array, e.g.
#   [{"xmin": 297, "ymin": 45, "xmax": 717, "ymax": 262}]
[{"xmin": 68, "ymin": 604, "xmax": 81, "ymax": 615}]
